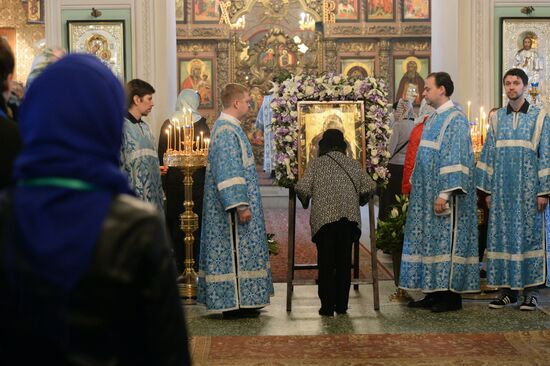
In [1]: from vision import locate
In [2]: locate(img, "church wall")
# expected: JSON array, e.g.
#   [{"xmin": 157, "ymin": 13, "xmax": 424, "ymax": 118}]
[{"xmin": 0, "ymin": 0, "xmax": 45, "ymax": 83}]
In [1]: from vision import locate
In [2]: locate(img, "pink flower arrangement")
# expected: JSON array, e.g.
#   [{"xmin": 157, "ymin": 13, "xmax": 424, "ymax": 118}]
[{"xmin": 271, "ymin": 73, "xmax": 391, "ymax": 187}]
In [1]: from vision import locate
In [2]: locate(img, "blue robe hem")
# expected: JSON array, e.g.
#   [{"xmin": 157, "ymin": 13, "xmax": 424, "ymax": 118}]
[
  {"xmin": 399, "ymin": 286, "xmax": 480, "ymax": 294},
  {"xmin": 486, "ymin": 279, "xmax": 547, "ymax": 291}
]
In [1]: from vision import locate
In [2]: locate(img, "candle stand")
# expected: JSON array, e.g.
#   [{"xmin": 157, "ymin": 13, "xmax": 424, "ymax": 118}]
[
  {"xmin": 165, "ymin": 152, "xmax": 207, "ymax": 303},
  {"xmin": 163, "ymin": 108, "xmax": 209, "ymax": 304}
]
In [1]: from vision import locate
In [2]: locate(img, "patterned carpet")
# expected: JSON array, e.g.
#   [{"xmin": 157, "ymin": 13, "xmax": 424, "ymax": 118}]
[
  {"xmin": 189, "ymin": 330, "xmax": 550, "ymax": 365},
  {"xmin": 264, "ymin": 207, "xmax": 393, "ymax": 283}
]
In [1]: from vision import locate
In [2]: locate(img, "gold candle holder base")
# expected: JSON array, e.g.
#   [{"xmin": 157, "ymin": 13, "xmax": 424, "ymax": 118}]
[
  {"xmin": 389, "ymin": 288, "xmax": 414, "ymax": 303},
  {"xmin": 165, "ymin": 151, "xmax": 207, "ymax": 304}
]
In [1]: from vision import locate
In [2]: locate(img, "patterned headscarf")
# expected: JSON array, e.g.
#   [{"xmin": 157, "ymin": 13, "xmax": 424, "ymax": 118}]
[
  {"xmin": 26, "ymin": 47, "xmax": 66, "ymax": 88},
  {"xmin": 393, "ymin": 98, "xmax": 415, "ymax": 122}
]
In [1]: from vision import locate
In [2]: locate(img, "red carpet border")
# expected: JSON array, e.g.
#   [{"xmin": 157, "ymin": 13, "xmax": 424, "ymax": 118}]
[{"xmin": 190, "ymin": 330, "xmax": 550, "ymax": 365}]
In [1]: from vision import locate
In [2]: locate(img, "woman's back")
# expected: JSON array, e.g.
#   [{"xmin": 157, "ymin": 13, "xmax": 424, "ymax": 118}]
[{"xmin": 0, "ymin": 194, "xmax": 190, "ymax": 365}]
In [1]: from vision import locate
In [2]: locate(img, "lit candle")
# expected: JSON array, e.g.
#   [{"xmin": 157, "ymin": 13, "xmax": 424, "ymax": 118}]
[
  {"xmin": 196, "ymin": 136, "xmax": 200, "ymax": 151},
  {"xmin": 467, "ymin": 101, "xmax": 471, "ymax": 121},
  {"xmin": 171, "ymin": 124, "xmax": 176, "ymax": 152},
  {"xmin": 166, "ymin": 129, "xmax": 170, "ymax": 151},
  {"xmin": 200, "ymin": 131, "xmax": 204, "ymax": 151},
  {"xmin": 176, "ymin": 126, "xmax": 181, "ymax": 151},
  {"xmin": 205, "ymin": 138, "xmax": 210, "ymax": 151}
]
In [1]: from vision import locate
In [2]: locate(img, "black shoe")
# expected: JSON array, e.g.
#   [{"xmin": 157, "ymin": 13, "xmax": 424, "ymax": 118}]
[
  {"xmin": 335, "ymin": 308, "xmax": 347, "ymax": 315},
  {"xmin": 489, "ymin": 294, "xmax": 517, "ymax": 309},
  {"xmin": 408, "ymin": 295, "xmax": 437, "ymax": 309},
  {"xmin": 519, "ymin": 296, "xmax": 538, "ymax": 311},
  {"xmin": 431, "ymin": 300, "xmax": 462, "ymax": 313},
  {"xmin": 319, "ymin": 308, "xmax": 334, "ymax": 316},
  {"xmin": 222, "ymin": 308, "xmax": 261, "ymax": 318}
]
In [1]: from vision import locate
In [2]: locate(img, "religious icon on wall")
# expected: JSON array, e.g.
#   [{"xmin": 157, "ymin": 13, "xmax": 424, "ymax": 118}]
[
  {"xmin": 335, "ymin": 0, "xmax": 360, "ymax": 22},
  {"xmin": 193, "ymin": 0, "xmax": 220, "ymax": 23},
  {"xmin": 176, "ymin": 0, "xmax": 186, "ymax": 22},
  {"xmin": 67, "ymin": 20, "xmax": 126, "ymax": 80},
  {"xmin": 258, "ymin": 48, "xmax": 276, "ymax": 68},
  {"xmin": 26, "ymin": 0, "xmax": 44, "ymax": 24},
  {"xmin": 402, "ymin": 0, "xmax": 430, "ymax": 21},
  {"xmin": 366, "ymin": 0, "xmax": 395, "ymax": 21},
  {"xmin": 278, "ymin": 45, "xmax": 296, "ymax": 68},
  {"xmin": 297, "ymin": 101, "xmax": 365, "ymax": 178},
  {"xmin": 394, "ymin": 56, "xmax": 429, "ymax": 106},
  {"xmin": 501, "ymin": 18, "xmax": 550, "ymax": 106},
  {"xmin": 179, "ymin": 58, "xmax": 213, "ymax": 109},
  {"xmin": 341, "ymin": 59, "xmax": 374, "ymax": 79}
]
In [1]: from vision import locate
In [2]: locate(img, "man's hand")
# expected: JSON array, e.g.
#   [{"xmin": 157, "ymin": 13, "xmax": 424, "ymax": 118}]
[
  {"xmin": 160, "ymin": 165, "xmax": 168, "ymax": 176},
  {"xmin": 537, "ymin": 196, "xmax": 548, "ymax": 212},
  {"xmin": 238, "ymin": 208, "xmax": 252, "ymax": 224},
  {"xmin": 434, "ymin": 197, "xmax": 448, "ymax": 214},
  {"xmin": 485, "ymin": 195, "xmax": 491, "ymax": 208}
]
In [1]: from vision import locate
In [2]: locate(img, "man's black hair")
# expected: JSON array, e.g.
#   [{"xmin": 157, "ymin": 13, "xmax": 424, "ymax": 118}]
[{"xmin": 427, "ymin": 72, "xmax": 454, "ymax": 97}]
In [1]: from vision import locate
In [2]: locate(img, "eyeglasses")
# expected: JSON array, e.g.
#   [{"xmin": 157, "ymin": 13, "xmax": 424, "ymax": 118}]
[{"xmin": 236, "ymin": 99, "xmax": 252, "ymax": 108}]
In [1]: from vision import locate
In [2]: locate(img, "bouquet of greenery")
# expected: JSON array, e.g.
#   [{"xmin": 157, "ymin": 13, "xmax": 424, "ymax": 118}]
[
  {"xmin": 267, "ymin": 233, "xmax": 279, "ymax": 256},
  {"xmin": 376, "ymin": 195, "xmax": 409, "ymax": 255}
]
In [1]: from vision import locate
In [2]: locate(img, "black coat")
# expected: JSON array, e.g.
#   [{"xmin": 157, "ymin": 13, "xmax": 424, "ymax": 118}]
[
  {"xmin": 0, "ymin": 194, "xmax": 191, "ymax": 366},
  {"xmin": 0, "ymin": 110, "xmax": 22, "ymax": 190}
]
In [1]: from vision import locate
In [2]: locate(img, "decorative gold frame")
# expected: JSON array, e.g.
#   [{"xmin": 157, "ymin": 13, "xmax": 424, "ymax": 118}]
[
  {"xmin": 297, "ymin": 101, "xmax": 365, "ymax": 179},
  {"xmin": 67, "ymin": 20, "xmax": 126, "ymax": 80}
]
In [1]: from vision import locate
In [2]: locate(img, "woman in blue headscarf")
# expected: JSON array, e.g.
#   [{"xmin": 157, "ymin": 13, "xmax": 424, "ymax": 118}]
[
  {"xmin": 0, "ymin": 54, "xmax": 190, "ymax": 365},
  {"xmin": 158, "ymin": 89, "xmax": 210, "ymax": 274}
]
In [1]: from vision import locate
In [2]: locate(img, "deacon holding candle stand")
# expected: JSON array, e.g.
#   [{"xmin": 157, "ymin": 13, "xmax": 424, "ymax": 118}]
[{"xmin": 158, "ymin": 89, "xmax": 210, "ymax": 274}]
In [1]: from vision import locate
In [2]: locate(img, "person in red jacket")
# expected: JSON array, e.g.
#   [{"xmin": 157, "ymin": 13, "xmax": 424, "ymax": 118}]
[{"xmin": 402, "ymin": 99, "xmax": 435, "ymax": 195}]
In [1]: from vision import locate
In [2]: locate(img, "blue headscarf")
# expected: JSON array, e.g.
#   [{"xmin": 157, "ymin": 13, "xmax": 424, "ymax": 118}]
[{"xmin": 8, "ymin": 54, "xmax": 132, "ymax": 292}]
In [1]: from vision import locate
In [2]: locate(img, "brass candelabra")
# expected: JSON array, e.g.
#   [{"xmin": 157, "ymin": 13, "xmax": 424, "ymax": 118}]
[
  {"xmin": 165, "ymin": 152, "xmax": 207, "ymax": 303},
  {"xmin": 163, "ymin": 110, "xmax": 209, "ymax": 303}
]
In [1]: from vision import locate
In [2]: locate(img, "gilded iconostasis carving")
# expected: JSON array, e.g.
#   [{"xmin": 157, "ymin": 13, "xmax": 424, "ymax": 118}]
[{"xmin": 178, "ymin": 0, "xmax": 431, "ymax": 165}]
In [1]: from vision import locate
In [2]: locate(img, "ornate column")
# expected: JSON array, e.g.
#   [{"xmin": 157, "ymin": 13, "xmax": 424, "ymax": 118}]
[
  {"xmin": 324, "ymin": 39, "xmax": 337, "ymax": 74},
  {"xmin": 378, "ymin": 39, "xmax": 391, "ymax": 83},
  {"xmin": 216, "ymin": 39, "xmax": 230, "ymax": 114}
]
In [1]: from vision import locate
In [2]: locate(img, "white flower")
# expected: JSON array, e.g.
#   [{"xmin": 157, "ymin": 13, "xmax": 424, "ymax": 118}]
[
  {"xmin": 371, "ymin": 157, "xmax": 379, "ymax": 165},
  {"xmin": 285, "ymin": 135, "xmax": 293, "ymax": 142},
  {"xmin": 290, "ymin": 111, "xmax": 298, "ymax": 117},
  {"xmin": 368, "ymin": 123, "xmax": 376, "ymax": 131},
  {"xmin": 333, "ymin": 76, "xmax": 341, "ymax": 84},
  {"xmin": 305, "ymin": 85, "xmax": 314, "ymax": 95},
  {"xmin": 342, "ymin": 85, "xmax": 352, "ymax": 95},
  {"xmin": 390, "ymin": 208, "xmax": 399, "ymax": 218}
]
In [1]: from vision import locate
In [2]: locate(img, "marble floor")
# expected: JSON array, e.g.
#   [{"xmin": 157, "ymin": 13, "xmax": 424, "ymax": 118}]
[{"xmin": 184, "ymin": 281, "xmax": 550, "ymax": 337}]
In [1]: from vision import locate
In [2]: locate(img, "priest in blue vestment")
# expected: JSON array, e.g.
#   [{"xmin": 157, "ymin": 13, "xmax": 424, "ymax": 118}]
[
  {"xmin": 198, "ymin": 83, "xmax": 273, "ymax": 316},
  {"xmin": 399, "ymin": 72, "xmax": 479, "ymax": 312},
  {"xmin": 476, "ymin": 68, "xmax": 550, "ymax": 311}
]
